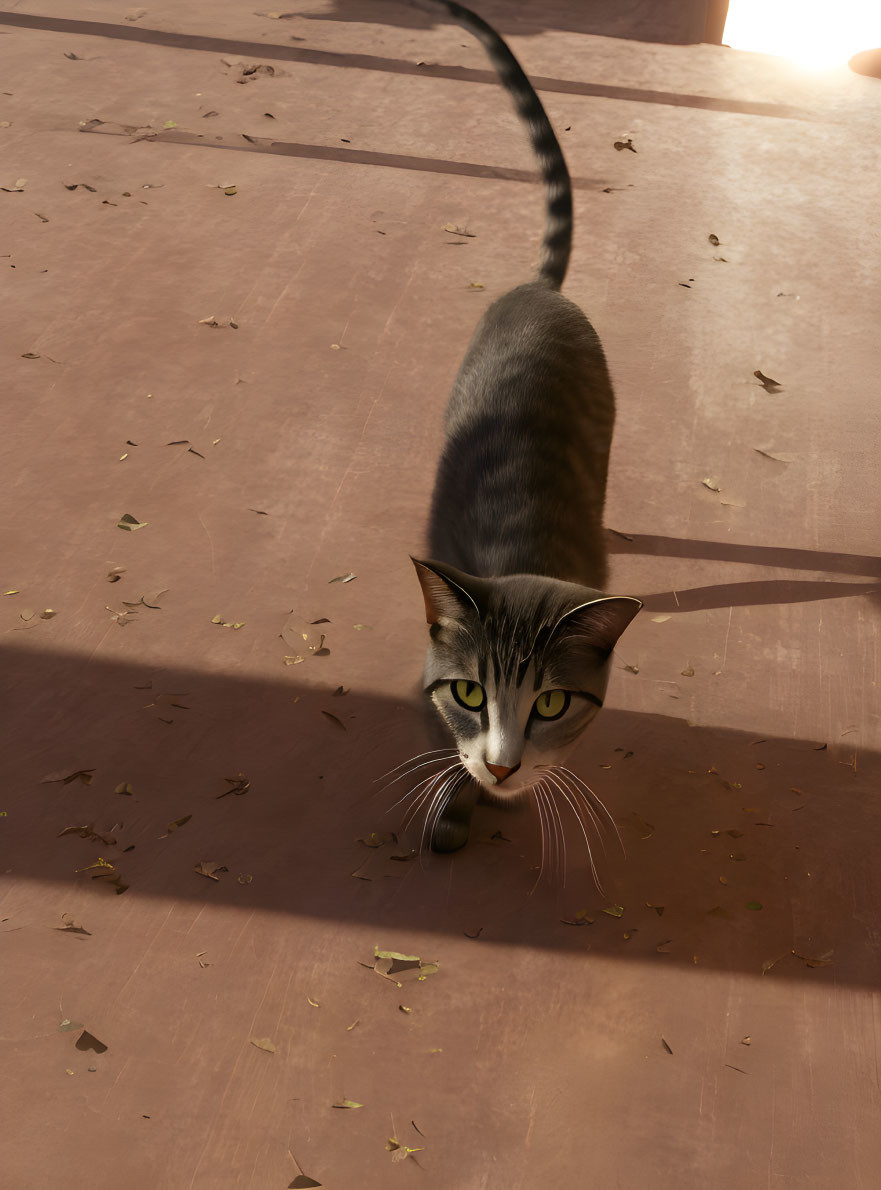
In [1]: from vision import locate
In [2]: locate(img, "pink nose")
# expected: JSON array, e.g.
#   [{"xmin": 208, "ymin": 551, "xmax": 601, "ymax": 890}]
[{"xmin": 486, "ymin": 762, "xmax": 521, "ymax": 784}]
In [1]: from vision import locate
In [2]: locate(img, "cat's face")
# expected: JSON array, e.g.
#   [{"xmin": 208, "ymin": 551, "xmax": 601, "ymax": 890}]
[{"xmin": 413, "ymin": 559, "xmax": 641, "ymax": 797}]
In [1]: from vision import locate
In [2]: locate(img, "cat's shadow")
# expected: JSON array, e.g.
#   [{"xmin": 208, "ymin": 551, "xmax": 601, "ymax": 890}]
[{"xmin": 608, "ymin": 530, "xmax": 881, "ymax": 612}]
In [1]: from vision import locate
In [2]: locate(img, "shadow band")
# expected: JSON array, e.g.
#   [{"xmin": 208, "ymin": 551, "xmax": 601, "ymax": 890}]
[{"xmin": 0, "ymin": 10, "xmax": 821, "ymax": 123}]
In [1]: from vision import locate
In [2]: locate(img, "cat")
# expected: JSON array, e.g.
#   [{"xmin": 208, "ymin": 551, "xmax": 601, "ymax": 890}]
[{"xmin": 403, "ymin": 0, "xmax": 643, "ymax": 861}]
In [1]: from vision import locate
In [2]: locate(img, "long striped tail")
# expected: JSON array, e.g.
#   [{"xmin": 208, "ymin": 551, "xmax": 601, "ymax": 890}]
[{"xmin": 412, "ymin": 0, "xmax": 573, "ymax": 289}]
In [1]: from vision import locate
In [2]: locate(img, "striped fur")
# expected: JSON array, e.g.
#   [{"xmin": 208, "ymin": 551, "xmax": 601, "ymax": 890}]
[
  {"xmin": 412, "ymin": 0, "xmax": 572, "ymax": 287},
  {"xmin": 406, "ymin": 2, "xmax": 642, "ymax": 857}
]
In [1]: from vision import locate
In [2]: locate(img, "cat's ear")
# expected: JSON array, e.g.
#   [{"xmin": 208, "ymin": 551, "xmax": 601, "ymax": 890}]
[
  {"xmin": 554, "ymin": 596, "xmax": 642, "ymax": 654},
  {"xmin": 411, "ymin": 558, "xmax": 485, "ymax": 625}
]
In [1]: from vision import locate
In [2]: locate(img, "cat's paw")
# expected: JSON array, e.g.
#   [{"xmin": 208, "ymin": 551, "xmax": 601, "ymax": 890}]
[{"xmin": 430, "ymin": 814, "xmax": 471, "ymax": 853}]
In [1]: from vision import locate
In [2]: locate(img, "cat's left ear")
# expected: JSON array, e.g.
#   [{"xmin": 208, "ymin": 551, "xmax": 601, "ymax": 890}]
[
  {"xmin": 411, "ymin": 557, "xmax": 487, "ymax": 625},
  {"xmin": 554, "ymin": 596, "xmax": 642, "ymax": 654}
]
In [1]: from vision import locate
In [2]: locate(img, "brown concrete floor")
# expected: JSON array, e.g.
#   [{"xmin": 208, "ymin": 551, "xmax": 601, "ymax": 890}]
[{"xmin": 2, "ymin": 3, "xmax": 881, "ymax": 1188}]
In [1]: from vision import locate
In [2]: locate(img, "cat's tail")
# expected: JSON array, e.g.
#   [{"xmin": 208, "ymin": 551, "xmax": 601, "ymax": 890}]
[{"xmin": 411, "ymin": 0, "xmax": 573, "ymax": 290}]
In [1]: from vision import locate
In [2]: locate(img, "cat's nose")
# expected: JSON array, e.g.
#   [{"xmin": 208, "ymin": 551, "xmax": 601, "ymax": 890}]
[{"xmin": 486, "ymin": 762, "xmax": 521, "ymax": 784}]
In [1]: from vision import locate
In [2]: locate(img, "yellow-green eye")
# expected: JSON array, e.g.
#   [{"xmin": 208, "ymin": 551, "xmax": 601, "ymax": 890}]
[
  {"xmin": 533, "ymin": 690, "xmax": 570, "ymax": 720},
  {"xmin": 451, "ymin": 680, "xmax": 486, "ymax": 711}
]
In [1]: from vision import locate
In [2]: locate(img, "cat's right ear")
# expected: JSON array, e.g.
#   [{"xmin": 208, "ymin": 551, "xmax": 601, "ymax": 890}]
[{"xmin": 411, "ymin": 558, "xmax": 482, "ymax": 625}]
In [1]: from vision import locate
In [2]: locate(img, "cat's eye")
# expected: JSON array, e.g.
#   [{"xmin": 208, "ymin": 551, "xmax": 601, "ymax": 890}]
[
  {"xmin": 450, "ymin": 679, "xmax": 486, "ymax": 711},
  {"xmin": 533, "ymin": 690, "xmax": 570, "ymax": 720}
]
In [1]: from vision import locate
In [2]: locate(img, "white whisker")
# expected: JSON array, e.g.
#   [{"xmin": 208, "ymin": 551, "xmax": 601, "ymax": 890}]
[
  {"xmin": 543, "ymin": 769, "xmax": 605, "ymax": 895},
  {"xmin": 389, "ymin": 768, "xmax": 449, "ymax": 818},
  {"xmin": 530, "ymin": 784, "xmax": 550, "ymax": 894},
  {"xmin": 420, "ymin": 770, "xmax": 468, "ymax": 856},
  {"xmin": 399, "ymin": 762, "xmax": 462, "ymax": 826},
  {"xmin": 557, "ymin": 765, "xmax": 625, "ymax": 856},
  {"xmin": 376, "ymin": 749, "xmax": 459, "ymax": 789},
  {"xmin": 541, "ymin": 779, "xmax": 569, "ymax": 888},
  {"xmin": 544, "ymin": 767, "xmax": 608, "ymax": 859}
]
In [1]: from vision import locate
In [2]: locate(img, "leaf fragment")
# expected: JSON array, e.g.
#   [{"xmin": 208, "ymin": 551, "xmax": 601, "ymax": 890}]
[
  {"xmin": 602, "ymin": 904, "xmax": 625, "ymax": 918},
  {"xmin": 117, "ymin": 513, "xmax": 148, "ymax": 531},
  {"xmin": 307, "ymin": 996, "xmax": 320, "ymax": 1008},
  {"xmin": 217, "ymin": 773, "xmax": 250, "ymax": 798},
  {"xmin": 561, "ymin": 908, "xmax": 594, "ymax": 926},
  {"xmin": 249, "ymin": 1037, "xmax": 276, "ymax": 1053},
  {"xmin": 357, "ymin": 832, "xmax": 396, "ymax": 848},
  {"xmin": 332, "ymin": 1099, "xmax": 363, "ymax": 1109},
  {"xmin": 701, "ymin": 478, "xmax": 721, "ymax": 492},
  {"xmin": 745, "ymin": 900, "xmax": 763, "ymax": 910},
  {"xmin": 613, "ymin": 138, "xmax": 637, "ymax": 152},
  {"xmin": 195, "ymin": 861, "xmax": 228, "ymax": 880},
  {"xmin": 681, "ymin": 665, "xmax": 695, "ymax": 677},
  {"xmin": 328, "ymin": 571, "xmax": 356, "ymax": 584},
  {"xmin": 754, "ymin": 370, "xmax": 783, "ymax": 393},
  {"xmin": 708, "ymin": 233, "xmax": 720, "ymax": 246},
  {"xmin": 75, "ymin": 1030, "xmax": 108, "ymax": 1054},
  {"xmin": 442, "ymin": 222, "xmax": 476, "ymax": 237},
  {"xmin": 41, "ymin": 768, "xmax": 95, "ymax": 785},
  {"xmin": 321, "ymin": 711, "xmax": 346, "ymax": 731},
  {"xmin": 114, "ymin": 782, "xmax": 134, "ymax": 796},
  {"xmin": 161, "ymin": 814, "xmax": 192, "ymax": 837},
  {"xmin": 661, "ymin": 1038, "xmax": 673, "ymax": 1054}
]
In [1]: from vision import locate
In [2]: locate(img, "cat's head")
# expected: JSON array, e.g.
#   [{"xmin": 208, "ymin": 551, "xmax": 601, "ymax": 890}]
[{"xmin": 413, "ymin": 558, "xmax": 642, "ymax": 797}]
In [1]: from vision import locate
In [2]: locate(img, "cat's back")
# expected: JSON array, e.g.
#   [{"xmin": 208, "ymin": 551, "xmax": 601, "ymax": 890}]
[
  {"xmin": 444, "ymin": 281, "xmax": 614, "ymax": 435},
  {"xmin": 429, "ymin": 281, "xmax": 616, "ymax": 586}
]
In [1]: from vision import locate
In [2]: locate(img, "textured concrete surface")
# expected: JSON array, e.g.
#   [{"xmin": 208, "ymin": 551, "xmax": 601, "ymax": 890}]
[{"xmin": 2, "ymin": 3, "xmax": 880, "ymax": 1188}]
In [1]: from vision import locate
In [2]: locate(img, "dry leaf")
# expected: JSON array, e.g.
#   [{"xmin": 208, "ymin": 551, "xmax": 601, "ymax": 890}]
[
  {"xmin": 113, "ymin": 782, "xmax": 134, "ymax": 796},
  {"xmin": 602, "ymin": 905, "xmax": 625, "ymax": 918},
  {"xmin": 442, "ymin": 222, "xmax": 476, "ymax": 237},
  {"xmin": 160, "ymin": 814, "xmax": 192, "ymax": 837},
  {"xmin": 792, "ymin": 948, "xmax": 833, "ymax": 968},
  {"xmin": 75, "ymin": 1030, "xmax": 108, "ymax": 1054},
  {"xmin": 332, "ymin": 1099, "xmax": 363, "ymax": 1109},
  {"xmin": 681, "ymin": 665, "xmax": 695, "ymax": 677},
  {"xmin": 753, "ymin": 447, "xmax": 794, "ymax": 463},
  {"xmin": 701, "ymin": 478, "xmax": 721, "ymax": 492},
  {"xmin": 217, "ymin": 773, "xmax": 250, "ymax": 798},
  {"xmin": 250, "ymin": 1037, "xmax": 276, "ymax": 1053},
  {"xmin": 561, "ymin": 908, "xmax": 594, "ymax": 926},
  {"xmin": 41, "ymin": 768, "xmax": 95, "ymax": 785},
  {"xmin": 195, "ymin": 861, "xmax": 228, "ymax": 880},
  {"xmin": 467, "ymin": 282, "xmax": 484, "ymax": 289},
  {"xmin": 117, "ymin": 513, "xmax": 148, "ymax": 531},
  {"xmin": 328, "ymin": 572, "xmax": 356, "ymax": 584},
  {"xmin": 754, "ymin": 370, "xmax": 783, "ymax": 393}
]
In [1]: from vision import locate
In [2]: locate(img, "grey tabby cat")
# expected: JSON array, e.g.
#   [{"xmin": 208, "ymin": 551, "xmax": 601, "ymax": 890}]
[{"xmin": 406, "ymin": 0, "xmax": 642, "ymax": 858}]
